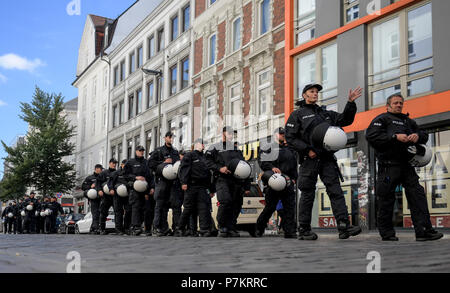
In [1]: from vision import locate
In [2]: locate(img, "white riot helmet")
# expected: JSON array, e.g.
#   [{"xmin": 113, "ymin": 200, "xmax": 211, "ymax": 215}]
[
  {"xmin": 268, "ymin": 173, "xmax": 288, "ymax": 191},
  {"xmin": 45, "ymin": 209, "xmax": 52, "ymax": 216},
  {"xmin": 312, "ymin": 123, "xmax": 348, "ymax": 152},
  {"xmin": 408, "ymin": 144, "xmax": 433, "ymax": 167},
  {"xmin": 20, "ymin": 210, "xmax": 26, "ymax": 217},
  {"xmin": 26, "ymin": 204, "xmax": 33, "ymax": 211},
  {"xmin": 229, "ymin": 160, "xmax": 252, "ymax": 180},
  {"xmin": 133, "ymin": 180, "xmax": 148, "ymax": 193},
  {"xmin": 103, "ymin": 182, "xmax": 110, "ymax": 194},
  {"xmin": 162, "ymin": 164, "xmax": 177, "ymax": 180},
  {"xmin": 8, "ymin": 212, "xmax": 13, "ymax": 218},
  {"xmin": 116, "ymin": 184, "xmax": 128, "ymax": 197},
  {"xmin": 87, "ymin": 189, "xmax": 98, "ymax": 200},
  {"xmin": 40, "ymin": 211, "xmax": 46, "ymax": 217}
]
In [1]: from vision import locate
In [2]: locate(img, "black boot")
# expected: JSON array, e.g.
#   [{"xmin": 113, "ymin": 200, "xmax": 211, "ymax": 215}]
[
  {"xmin": 338, "ymin": 222, "xmax": 361, "ymax": 239},
  {"xmin": 416, "ymin": 229, "xmax": 444, "ymax": 241},
  {"xmin": 298, "ymin": 228, "xmax": 318, "ymax": 240}
]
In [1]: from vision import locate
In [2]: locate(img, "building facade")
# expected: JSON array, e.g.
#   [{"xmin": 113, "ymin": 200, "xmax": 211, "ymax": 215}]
[
  {"xmin": 73, "ymin": 15, "xmax": 113, "ymax": 212},
  {"xmin": 285, "ymin": 0, "xmax": 450, "ymax": 229}
]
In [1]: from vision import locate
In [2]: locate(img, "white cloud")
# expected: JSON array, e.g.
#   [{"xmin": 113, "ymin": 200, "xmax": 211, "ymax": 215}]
[
  {"xmin": 0, "ymin": 100, "xmax": 7, "ymax": 107},
  {"xmin": 0, "ymin": 53, "xmax": 45, "ymax": 72},
  {"xmin": 0, "ymin": 73, "xmax": 6, "ymax": 83}
]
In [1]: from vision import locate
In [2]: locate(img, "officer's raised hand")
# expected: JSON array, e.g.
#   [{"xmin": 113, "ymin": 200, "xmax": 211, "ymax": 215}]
[{"xmin": 348, "ymin": 87, "xmax": 363, "ymax": 102}]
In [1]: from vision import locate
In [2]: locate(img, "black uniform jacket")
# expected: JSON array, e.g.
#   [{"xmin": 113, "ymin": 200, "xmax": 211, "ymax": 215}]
[{"xmin": 366, "ymin": 111, "xmax": 428, "ymax": 163}]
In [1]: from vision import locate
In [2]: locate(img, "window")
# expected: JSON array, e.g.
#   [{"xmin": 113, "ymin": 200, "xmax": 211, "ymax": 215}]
[
  {"xmin": 113, "ymin": 66, "xmax": 119, "ymax": 86},
  {"xmin": 137, "ymin": 46, "xmax": 143, "ymax": 68},
  {"xmin": 229, "ymin": 84, "xmax": 242, "ymax": 129},
  {"xmin": 260, "ymin": 0, "xmax": 270, "ymax": 35},
  {"xmin": 128, "ymin": 94, "xmax": 135, "ymax": 119},
  {"xmin": 147, "ymin": 81, "xmax": 154, "ymax": 108},
  {"xmin": 257, "ymin": 70, "xmax": 271, "ymax": 117},
  {"xmin": 182, "ymin": 5, "xmax": 190, "ymax": 33},
  {"xmin": 181, "ymin": 57, "xmax": 189, "ymax": 90},
  {"xmin": 134, "ymin": 136, "xmax": 141, "ymax": 153},
  {"xmin": 111, "ymin": 146, "xmax": 117, "ymax": 162},
  {"xmin": 233, "ymin": 18, "xmax": 241, "ymax": 52},
  {"xmin": 170, "ymin": 65, "xmax": 177, "ymax": 95},
  {"xmin": 136, "ymin": 88, "xmax": 142, "ymax": 115},
  {"xmin": 297, "ymin": 42, "xmax": 338, "ymax": 110},
  {"xmin": 117, "ymin": 143, "xmax": 123, "ymax": 163},
  {"xmin": 92, "ymin": 111, "xmax": 96, "ymax": 135},
  {"xmin": 119, "ymin": 100, "xmax": 125, "ymax": 124},
  {"xmin": 120, "ymin": 60, "xmax": 125, "ymax": 81},
  {"xmin": 145, "ymin": 130, "xmax": 153, "ymax": 155},
  {"xmin": 171, "ymin": 15, "xmax": 179, "ymax": 42},
  {"xmin": 369, "ymin": 2, "xmax": 433, "ymax": 107},
  {"xmin": 129, "ymin": 51, "xmax": 136, "ymax": 74},
  {"xmin": 210, "ymin": 0, "xmax": 217, "ymax": 5},
  {"xmin": 127, "ymin": 139, "xmax": 133, "ymax": 159},
  {"xmin": 113, "ymin": 105, "xmax": 118, "ymax": 128},
  {"xmin": 296, "ymin": 0, "xmax": 316, "ymax": 45},
  {"xmin": 157, "ymin": 27, "xmax": 165, "ymax": 52},
  {"xmin": 344, "ymin": 0, "xmax": 359, "ymax": 24},
  {"xmin": 205, "ymin": 96, "xmax": 216, "ymax": 139},
  {"xmin": 209, "ymin": 34, "xmax": 216, "ymax": 66},
  {"xmin": 148, "ymin": 35, "xmax": 155, "ymax": 59}
]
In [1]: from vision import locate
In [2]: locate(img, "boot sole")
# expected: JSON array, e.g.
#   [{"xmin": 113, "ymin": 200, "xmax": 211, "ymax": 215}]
[{"xmin": 416, "ymin": 234, "xmax": 444, "ymax": 241}]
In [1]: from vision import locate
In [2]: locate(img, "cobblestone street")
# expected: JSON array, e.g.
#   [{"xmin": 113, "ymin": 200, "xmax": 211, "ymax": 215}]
[{"xmin": 0, "ymin": 231, "xmax": 449, "ymax": 273}]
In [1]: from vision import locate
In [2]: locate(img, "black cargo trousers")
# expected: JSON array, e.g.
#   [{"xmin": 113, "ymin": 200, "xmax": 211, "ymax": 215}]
[
  {"xmin": 113, "ymin": 194, "xmax": 131, "ymax": 232},
  {"xmin": 257, "ymin": 184, "xmax": 297, "ymax": 234},
  {"xmin": 178, "ymin": 185, "xmax": 211, "ymax": 234},
  {"xmin": 376, "ymin": 162, "xmax": 432, "ymax": 238},
  {"xmin": 298, "ymin": 157, "xmax": 349, "ymax": 230},
  {"xmin": 215, "ymin": 177, "xmax": 245, "ymax": 231},
  {"xmin": 99, "ymin": 194, "xmax": 114, "ymax": 231}
]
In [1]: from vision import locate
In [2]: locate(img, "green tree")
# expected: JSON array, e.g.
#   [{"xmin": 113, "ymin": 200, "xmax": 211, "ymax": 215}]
[
  {"xmin": 1, "ymin": 87, "xmax": 76, "ymax": 198},
  {"xmin": 0, "ymin": 141, "xmax": 30, "ymax": 200}
]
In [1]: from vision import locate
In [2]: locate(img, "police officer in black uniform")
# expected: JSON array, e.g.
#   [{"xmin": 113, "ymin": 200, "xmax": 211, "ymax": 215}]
[
  {"xmin": 366, "ymin": 93, "xmax": 443, "ymax": 241},
  {"xmin": 50, "ymin": 197, "xmax": 64, "ymax": 233},
  {"xmin": 81, "ymin": 164, "xmax": 103, "ymax": 234},
  {"xmin": 124, "ymin": 146, "xmax": 155, "ymax": 236},
  {"xmin": 2, "ymin": 202, "xmax": 14, "ymax": 234},
  {"xmin": 176, "ymin": 139, "xmax": 215, "ymax": 237},
  {"xmin": 286, "ymin": 84, "xmax": 363, "ymax": 240},
  {"xmin": 149, "ymin": 132, "xmax": 180, "ymax": 236},
  {"xmin": 98, "ymin": 158, "xmax": 118, "ymax": 235},
  {"xmin": 15, "ymin": 198, "xmax": 24, "ymax": 234},
  {"xmin": 256, "ymin": 127, "xmax": 298, "ymax": 238},
  {"xmin": 22, "ymin": 192, "xmax": 37, "ymax": 234},
  {"xmin": 110, "ymin": 159, "xmax": 132, "ymax": 235},
  {"xmin": 205, "ymin": 126, "xmax": 251, "ymax": 237}
]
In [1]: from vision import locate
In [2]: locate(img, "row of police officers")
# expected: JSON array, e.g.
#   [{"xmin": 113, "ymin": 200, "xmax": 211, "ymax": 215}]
[
  {"xmin": 2, "ymin": 192, "xmax": 64, "ymax": 234},
  {"xmin": 78, "ymin": 83, "xmax": 442, "ymax": 241}
]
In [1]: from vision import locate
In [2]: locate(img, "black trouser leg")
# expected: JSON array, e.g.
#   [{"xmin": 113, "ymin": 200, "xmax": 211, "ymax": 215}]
[
  {"xmin": 129, "ymin": 190, "xmax": 145, "ymax": 230},
  {"xmin": 35, "ymin": 217, "xmax": 40, "ymax": 234},
  {"xmin": 170, "ymin": 185, "xmax": 183, "ymax": 231},
  {"xmin": 298, "ymin": 158, "xmax": 319, "ymax": 230},
  {"xmin": 89, "ymin": 199, "xmax": 101, "ymax": 232},
  {"xmin": 153, "ymin": 179, "xmax": 172, "ymax": 232},
  {"xmin": 319, "ymin": 160, "xmax": 350, "ymax": 229},
  {"xmin": 257, "ymin": 187, "xmax": 279, "ymax": 232},
  {"xmin": 197, "ymin": 188, "xmax": 212, "ymax": 232},
  {"xmin": 144, "ymin": 195, "xmax": 156, "ymax": 232},
  {"xmin": 29, "ymin": 215, "xmax": 36, "ymax": 233},
  {"xmin": 113, "ymin": 195, "xmax": 124, "ymax": 231},
  {"xmin": 280, "ymin": 187, "xmax": 297, "ymax": 234},
  {"xmin": 401, "ymin": 165, "xmax": 433, "ymax": 236},
  {"xmin": 231, "ymin": 184, "xmax": 244, "ymax": 231},
  {"xmin": 215, "ymin": 178, "xmax": 234, "ymax": 230},
  {"xmin": 7, "ymin": 219, "xmax": 12, "ymax": 233},
  {"xmin": 178, "ymin": 187, "xmax": 197, "ymax": 230},
  {"xmin": 51, "ymin": 215, "xmax": 57, "ymax": 233},
  {"xmin": 16, "ymin": 216, "xmax": 22, "ymax": 233},
  {"xmin": 100, "ymin": 195, "xmax": 114, "ymax": 231},
  {"xmin": 376, "ymin": 165, "xmax": 400, "ymax": 238},
  {"xmin": 44, "ymin": 216, "xmax": 52, "ymax": 233}
]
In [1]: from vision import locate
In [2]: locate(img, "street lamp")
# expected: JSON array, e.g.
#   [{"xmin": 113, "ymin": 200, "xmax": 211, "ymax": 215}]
[{"xmin": 142, "ymin": 68, "xmax": 163, "ymax": 148}]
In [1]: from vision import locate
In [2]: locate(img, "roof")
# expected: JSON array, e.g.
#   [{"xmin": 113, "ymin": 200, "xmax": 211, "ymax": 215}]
[
  {"xmin": 64, "ymin": 97, "xmax": 78, "ymax": 111},
  {"xmin": 105, "ymin": 0, "xmax": 164, "ymax": 55}
]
